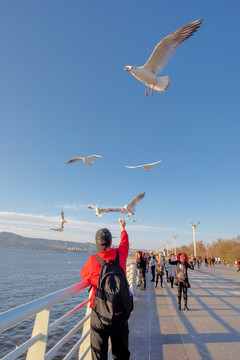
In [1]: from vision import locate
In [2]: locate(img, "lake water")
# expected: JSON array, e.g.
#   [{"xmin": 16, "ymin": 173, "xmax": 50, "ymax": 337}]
[{"xmin": 0, "ymin": 249, "xmax": 92, "ymax": 359}]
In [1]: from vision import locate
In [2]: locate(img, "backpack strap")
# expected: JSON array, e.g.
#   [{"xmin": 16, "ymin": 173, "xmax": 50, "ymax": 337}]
[
  {"xmin": 115, "ymin": 250, "xmax": 120, "ymax": 265},
  {"xmin": 95, "ymin": 254, "xmax": 106, "ymax": 267},
  {"xmin": 95, "ymin": 250, "xmax": 119, "ymax": 267}
]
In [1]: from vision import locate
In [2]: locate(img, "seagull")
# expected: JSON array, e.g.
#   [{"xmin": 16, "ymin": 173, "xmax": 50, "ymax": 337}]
[
  {"xmin": 124, "ymin": 18, "xmax": 203, "ymax": 97},
  {"xmin": 125, "ymin": 160, "xmax": 161, "ymax": 171},
  {"xmin": 66, "ymin": 155, "xmax": 106, "ymax": 165},
  {"xmin": 61, "ymin": 211, "xmax": 67, "ymax": 228},
  {"xmin": 50, "ymin": 211, "xmax": 67, "ymax": 231},
  {"xmin": 87, "ymin": 192, "xmax": 145, "ymax": 217},
  {"xmin": 128, "ymin": 219, "xmax": 142, "ymax": 222}
]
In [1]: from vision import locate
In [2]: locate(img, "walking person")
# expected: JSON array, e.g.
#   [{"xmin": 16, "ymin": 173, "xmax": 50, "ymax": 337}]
[
  {"xmin": 204, "ymin": 256, "xmax": 208, "ymax": 267},
  {"xmin": 81, "ymin": 219, "xmax": 131, "ymax": 360},
  {"xmin": 237, "ymin": 259, "xmax": 240, "ymax": 272},
  {"xmin": 149, "ymin": 251, "xmax": 156, "ymax": 282},
  {"xmin": 168, "ymin": 252, "xmax": 194, "ymax": 311},
  {"xmin": 155, "ymin": 254, "xmax": 165, "ymax": 288},
  {"xmin": 137, "ymin": 251, "xmax": 147, "ymax": 290},
  {"xmin": 164, "ymin": 256, "xmax": 169, "ymax": 282},
  {"xmin": 168, "ymin": 254, "xmax": 177, "ymax": 288}
]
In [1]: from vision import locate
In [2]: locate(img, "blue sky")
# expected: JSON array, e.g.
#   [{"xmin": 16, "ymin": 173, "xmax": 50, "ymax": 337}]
[{"xmin": 0, "ymin": 1, "xmax": 239, "ymax": 251}]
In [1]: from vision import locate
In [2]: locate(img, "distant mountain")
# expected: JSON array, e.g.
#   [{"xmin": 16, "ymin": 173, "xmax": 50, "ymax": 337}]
[{"xmin": 0, "ymin": 232, "xmax": 96, "ymax": 253}]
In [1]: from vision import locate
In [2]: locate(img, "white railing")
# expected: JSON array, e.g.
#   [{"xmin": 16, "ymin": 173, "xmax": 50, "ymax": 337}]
[{"xmin": 0, "ymin": 258, "xmax": 137, "ymax": 360}]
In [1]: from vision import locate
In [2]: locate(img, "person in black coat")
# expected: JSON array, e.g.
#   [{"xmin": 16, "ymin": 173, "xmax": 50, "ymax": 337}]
[
  {"xmin": 137, "ymin": 251, "xmax": 147, "ymax": 290},
  {"xmin": 168, "ymin": 252, "xmax": 194, "ymax": 311}
]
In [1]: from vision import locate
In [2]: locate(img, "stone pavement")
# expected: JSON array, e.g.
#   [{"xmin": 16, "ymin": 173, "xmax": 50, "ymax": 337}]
[{"xmin": 129, "ymin": 265, "xmax": 240, "ymax": 360}]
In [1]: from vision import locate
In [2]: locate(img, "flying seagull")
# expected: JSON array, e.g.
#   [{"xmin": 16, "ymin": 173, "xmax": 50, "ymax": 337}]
[
  {"xmin": 128, "ymin": 219, "xmax": 142, "ymax": 222},
  {"xmin": 50, "ymin": 211, "xmax": 67, "ymax": 231},
  {"xmin": 66, "ymin": 155, "xmax": 106, "ymax": 165},
  {"xmin": 87, "ymin": 192, "xmax": 145, "ymax": 217},
  {"xmin": 61, "ymin": 211, "xmax": 67, "ymax": 228},
  {"xmin": 125, "ymin": 160, "xmax": 161, "ymax": 171},
  {"xmin": 124, "ymin": 18, "xmax": 203, "ymax": 97}
]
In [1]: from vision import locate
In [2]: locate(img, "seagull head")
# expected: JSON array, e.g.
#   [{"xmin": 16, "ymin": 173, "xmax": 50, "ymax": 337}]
[{"xmin": 124, "ymin": 65, "xmax": 134, "ymax": 72}]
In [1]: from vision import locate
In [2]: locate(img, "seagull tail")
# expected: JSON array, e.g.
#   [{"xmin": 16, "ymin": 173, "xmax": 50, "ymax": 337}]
[{"xmin": 154, "ymin": 76, "xmax": 170, "ymax": 92}]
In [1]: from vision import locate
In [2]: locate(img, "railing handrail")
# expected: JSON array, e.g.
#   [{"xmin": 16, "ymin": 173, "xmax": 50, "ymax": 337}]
[
  {"xmin": 0, "ymin": 280, "xmax": 90, "ymax": 334},
  {"xmin": 0, "ymin": 258, "xmax": 137, "ymax": 360}
]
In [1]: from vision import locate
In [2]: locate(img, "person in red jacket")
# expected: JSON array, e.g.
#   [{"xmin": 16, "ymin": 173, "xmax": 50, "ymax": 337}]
[{"xmin": 81, "ymin": 219, "xmax": 130, "ymax": 360}]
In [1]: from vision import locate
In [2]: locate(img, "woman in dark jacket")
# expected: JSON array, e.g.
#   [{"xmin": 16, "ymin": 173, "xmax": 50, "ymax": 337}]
[{"xmin": 168, "ymin": 252, "xmax": 194, "ymax": 311}]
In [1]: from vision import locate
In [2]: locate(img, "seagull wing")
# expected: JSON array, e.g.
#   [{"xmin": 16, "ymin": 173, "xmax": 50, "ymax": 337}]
[
  {"xmin": 143, "ymin": 19, "xmax": 203, "ymax": 75},
  {"xmin": 195, "ymin": 221, "xmax": 200, "ymax": 226},
  {"xmin": 145, "ymin": 160, "xmax": 162, "ymax": 166},
  {"xmin": 87, "ymin": 155, "xmax": 106, "ymax": 160},
  {"xmin": 61, "ymin": 211, "xmax": 65, "ymax": 220},
  {"xmin": 128, "ymin": 192, "xmax": 145, "ymax": 208},
  {"xmin": 66, "ymin": 157, "xmax": 84, "ymax": 164},
  {"xmin": 126, "ymin": 161, "xmax": 161, "ymax": 169},
  {"xmin": 103, "ymin": 207, "xmax": 126, "ymax": 214},
  {"xmin": 125, "ymin": 165, "xmax": 143, "ymax": 169},
  {"xmin": 87, "ymin": 205, "xmax": 97, "ymax": 210}
]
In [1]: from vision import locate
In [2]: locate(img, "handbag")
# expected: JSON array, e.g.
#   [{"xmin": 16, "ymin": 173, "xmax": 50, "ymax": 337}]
[{"xmin": 177, "ymin": 270, "xmax": 186, "ymax": 283}]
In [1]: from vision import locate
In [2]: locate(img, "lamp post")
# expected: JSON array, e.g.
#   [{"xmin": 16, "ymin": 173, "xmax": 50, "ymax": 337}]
[
  {"xmin": 172, "ymin": 235, "xmax": 178, "ymax": 256},
  {"xmin": 189, "ymin": 221, "xmax": 200, "ymax": 258},
  {"xmin": 166, "ymin": 241, "xmax": 169, "ymax": 255}
]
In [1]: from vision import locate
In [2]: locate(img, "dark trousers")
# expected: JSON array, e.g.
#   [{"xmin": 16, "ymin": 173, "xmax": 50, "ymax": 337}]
[
  {"xmin": 177, "ymin": 282, "xmax": 188, "ymax": 305},
  {"xmin": 91, "ymin": 310, "xmax": 130, "ymax": 360},
  {"xmin": 155, "ymin": 273, "xmax": 163, "ymax": 287},
  {"xmin": 165, "ymin": 270, "xmax": 168, "ymax": 280},
  {"xmin": 170, "ymin": 276, "xmax": 174, "ymax": 288},
  {"xmin": 151, "ymin": 266, "xmax": 155, "ymax": 281},
  {"xmin": 139, "ymin": 269, "xmax": 146, "ymax": 288}
]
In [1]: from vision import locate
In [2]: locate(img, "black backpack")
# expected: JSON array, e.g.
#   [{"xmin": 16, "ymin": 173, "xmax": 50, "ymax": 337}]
[{"xmin": 94, "ymin": 250, "xmax": 133, "ymax": 325}]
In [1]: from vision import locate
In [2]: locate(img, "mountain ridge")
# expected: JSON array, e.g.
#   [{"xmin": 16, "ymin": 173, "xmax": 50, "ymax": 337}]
[{"xmin": 0, "ymin": 231, "xmax": 96, "ymax": 252}]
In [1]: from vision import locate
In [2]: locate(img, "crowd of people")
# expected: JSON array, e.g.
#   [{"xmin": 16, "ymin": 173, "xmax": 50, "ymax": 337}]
[
  {"xmin": 136, "ymin": 250, "xmax": 194, "ymax": 311},
  {"xmin": 80, "ymin": 219, "xmax": 239, "ymax": 359}
]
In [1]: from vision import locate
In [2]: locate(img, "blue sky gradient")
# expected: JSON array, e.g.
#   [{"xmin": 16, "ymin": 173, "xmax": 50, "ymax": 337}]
[{"xmin": 0, "ymin": 1, "xmax": 239, "ymax": 250}]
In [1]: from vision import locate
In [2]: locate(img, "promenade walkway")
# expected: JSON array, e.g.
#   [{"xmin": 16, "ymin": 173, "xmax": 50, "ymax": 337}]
[{"xmin": 129, "ymin": 265, "xmax": 240, "ymax": 360}]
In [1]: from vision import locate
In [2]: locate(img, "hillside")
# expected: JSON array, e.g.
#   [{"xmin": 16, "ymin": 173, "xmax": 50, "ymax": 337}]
[{"xmin": 0, "ymin": 232, "xmax": 96, "ymax": 252}]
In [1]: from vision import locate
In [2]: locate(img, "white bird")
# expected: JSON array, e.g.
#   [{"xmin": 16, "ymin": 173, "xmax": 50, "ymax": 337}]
[
  {"xmin": 125, "ymin": 160, "xmax": 161, "ymax": 171},
  {"xmin": 128, "ymin": 219, "xmax": 142, "ymax": 222},
  {"xmin": 87, "ymin": 192, "xmax": 145, "ymax": 217},
  {"xmin": 124, "ymin": 19, "xmax": 203, "ymax": 97},
  {"xmin": 66, "ymin": 155, "xmax": 106, "ymax": 165},
  {"xmin": 50, "ymin": 211, "xmax": 67, "ymax": 231},
  {"xmin": 61, "ymin": 211, "xmax": 67, "ymax": 228}
]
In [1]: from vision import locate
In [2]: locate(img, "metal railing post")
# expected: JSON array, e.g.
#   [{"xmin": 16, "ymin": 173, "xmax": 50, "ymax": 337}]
[
  {"xmin": 78, "ymin": 290, "xmax": 92, "ymax": 360},
  {"xmin": 26, "ymin": 309, "xmax": 50, "ymax": 360}
]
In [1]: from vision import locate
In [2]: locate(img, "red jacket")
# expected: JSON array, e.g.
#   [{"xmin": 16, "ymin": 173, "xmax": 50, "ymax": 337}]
[{"xmin": 81, "ymin": 230, "xmax": 129, "ymax": 308}]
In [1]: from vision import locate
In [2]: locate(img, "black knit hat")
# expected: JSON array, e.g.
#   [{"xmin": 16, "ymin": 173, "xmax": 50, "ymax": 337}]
[{"xmin": 95, "ymin": 228, "xmax": 112, "ymax": 252}]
